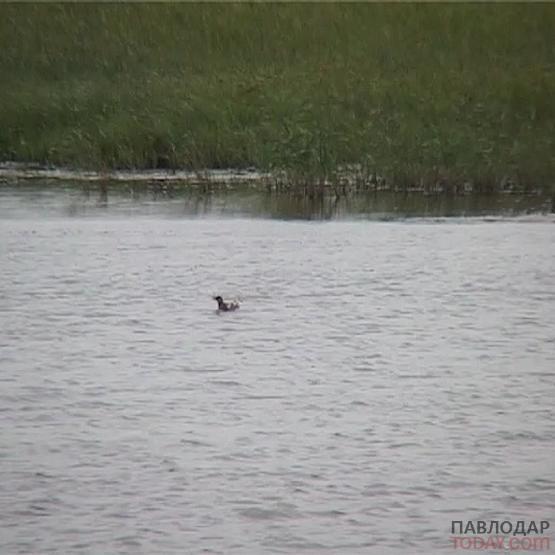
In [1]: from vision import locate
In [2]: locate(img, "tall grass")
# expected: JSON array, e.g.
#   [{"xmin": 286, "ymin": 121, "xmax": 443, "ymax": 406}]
[{"xmin": 1, "ymin": 4, "xmax": 554, "ymax": 189}]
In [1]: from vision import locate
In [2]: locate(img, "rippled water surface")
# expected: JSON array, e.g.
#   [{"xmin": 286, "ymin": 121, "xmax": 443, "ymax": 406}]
[{"xmin": 1, "ymin": 186, "xmax": 554, "ymax": 554}]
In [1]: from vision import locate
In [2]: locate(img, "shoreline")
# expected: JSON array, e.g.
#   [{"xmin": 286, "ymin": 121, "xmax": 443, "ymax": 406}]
[{"xmin": 0, "ymin": 163, "xmax": 552, "ymax": 198}]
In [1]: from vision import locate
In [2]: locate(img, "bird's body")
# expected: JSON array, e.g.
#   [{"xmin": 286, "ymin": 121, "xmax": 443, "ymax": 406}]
[{"xmin": 213, "ymin": 296, "xmax": 240, "ymax": 312}]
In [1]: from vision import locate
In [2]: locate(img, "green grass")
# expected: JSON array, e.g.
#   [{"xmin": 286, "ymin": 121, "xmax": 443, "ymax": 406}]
[{"xmin": 1, "ymin": 3, "xmax": 554, "ymax": 190}]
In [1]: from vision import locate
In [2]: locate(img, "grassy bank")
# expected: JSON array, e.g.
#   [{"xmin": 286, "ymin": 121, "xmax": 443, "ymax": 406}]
[{"xmin": 1, "ymin": 4, "xmax": 554, "ymax": 190}]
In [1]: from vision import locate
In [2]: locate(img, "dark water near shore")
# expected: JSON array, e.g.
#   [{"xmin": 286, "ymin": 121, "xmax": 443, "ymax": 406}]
[
  {"xmin": 1, "ymin": 184, "xmax": 554, "ymax": 554},
  {"xmin": 0, "ymin": 181, "xmax": 552, "ymax": 220}
]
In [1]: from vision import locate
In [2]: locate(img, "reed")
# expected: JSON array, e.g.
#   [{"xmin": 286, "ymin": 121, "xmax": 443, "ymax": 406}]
[{"xmin": 1, "ymin": 3, "xmax": 554, "ymax": 190}]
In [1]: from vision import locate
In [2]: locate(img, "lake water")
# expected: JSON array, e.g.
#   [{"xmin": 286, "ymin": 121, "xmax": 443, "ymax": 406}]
[{"xmin": 1, "ymin": 184, "xmax": 554, "ymax": 554}]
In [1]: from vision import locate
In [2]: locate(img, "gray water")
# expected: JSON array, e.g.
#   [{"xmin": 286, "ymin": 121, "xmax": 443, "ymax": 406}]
[{"xmin": 1, "ymin": 185, "xmax": 554, "ymax": 554}]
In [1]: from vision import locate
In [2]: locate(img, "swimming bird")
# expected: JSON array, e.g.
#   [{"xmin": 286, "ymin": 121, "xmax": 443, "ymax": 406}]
[{"xmin": 213, "ymin": 296, "xmax": 240, "ymax": 312}]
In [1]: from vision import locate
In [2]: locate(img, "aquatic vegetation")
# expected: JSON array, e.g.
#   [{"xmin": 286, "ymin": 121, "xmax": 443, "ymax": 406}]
[{"xmin": 0, "ymin": 4, "xmax": 554, "ymax": 191}]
